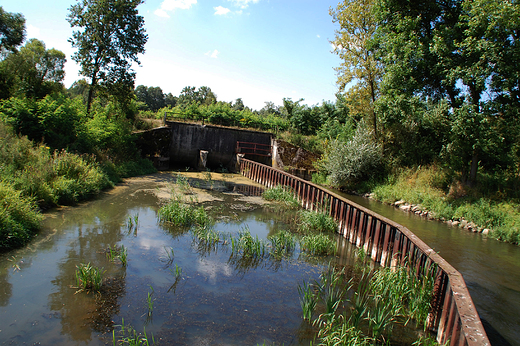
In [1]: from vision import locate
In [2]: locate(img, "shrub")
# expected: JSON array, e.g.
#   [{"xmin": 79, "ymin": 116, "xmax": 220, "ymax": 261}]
[
  {"xmin": 317, "ymin": 126, "xmax": 383, "ymax": 189},
  {"xmin": 0, "ymin": 181, "xmax": 42, "ymax": 251}
]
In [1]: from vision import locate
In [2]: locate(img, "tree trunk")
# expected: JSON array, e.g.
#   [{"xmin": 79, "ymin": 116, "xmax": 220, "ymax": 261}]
[
  {"xmin": 468, "ymin": 151, "xmax": 479, "ymax": 187},
  {"xmin": 369, "ymin": 78, "xmax": 377, "ymax": 141}
]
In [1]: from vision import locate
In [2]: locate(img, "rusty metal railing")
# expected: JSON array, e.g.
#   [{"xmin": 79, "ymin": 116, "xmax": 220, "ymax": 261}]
[
  {"xmin": 236, "ymin": 141, "xmax": 272, "ymax": 157},
  {"xmin": 239, "ymin": 158, "xmax": 490, "ymax": 346}
]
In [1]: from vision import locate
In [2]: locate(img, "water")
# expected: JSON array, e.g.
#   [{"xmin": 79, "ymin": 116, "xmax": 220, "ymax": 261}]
[
  {"xmin": 0, "ymin": 173, "xmax": 333, "ymax": 345},
  {"xmin": 340, "ymin": 193, "xmax": 520, "ymax": 346}
]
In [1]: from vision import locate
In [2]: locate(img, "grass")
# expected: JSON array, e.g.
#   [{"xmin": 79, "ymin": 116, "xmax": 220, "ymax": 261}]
[
  {"xmin": 113, "ymin": 318, "xmax": 155, "ymax": 346},
  {"xmin": 303, "ymin": 262, "xmax": 437, "ymax": 345},
  {"xmin": 297, "ymin": 210, "xmax": 338, "ymax": 234},
  {"xmin": 230, "ymin": 227, "xmax": 267, "ymax": 258},
  {"xmin": 297, "ymin": 281, "xmax": 317, "ymax": 321},
  {"xmin": 146, "ymin": 286, "xmax": 154, "ymax": 317},
  {"xmin": 75, "ymin": 262, "xmax": 104, "ymax": 291},
  {"xmin": 106, "ymin": 245, "xmax": 128, "ymax": 266},
  {"xmin": 371, "ymin": 165, "xmax": 520, "ymax": 245},
  {"xmin": 268, "ymin": 230, "xmax": 296, "ymax": 258},
  {"xmin": 300, "ymin": 234, "xmax": 337, "ymax": 256},
  {"xmin": 262, "ymin": 185, "xmax": 300, "ymax": 208},
  {"xmin": 158, "ymin": 199, "xmax": 212, "ymax": 228}
]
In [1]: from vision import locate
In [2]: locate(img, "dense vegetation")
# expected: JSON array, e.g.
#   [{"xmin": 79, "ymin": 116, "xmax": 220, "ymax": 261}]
[{"xmin": 2, "ymin": 0, "xmax": 520, "ymax": 249}]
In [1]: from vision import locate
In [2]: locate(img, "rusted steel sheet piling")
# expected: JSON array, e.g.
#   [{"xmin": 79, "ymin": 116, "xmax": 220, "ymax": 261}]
[{"xmin": 239, "ymin": 158, "xmax": 490, "ymax": 346}]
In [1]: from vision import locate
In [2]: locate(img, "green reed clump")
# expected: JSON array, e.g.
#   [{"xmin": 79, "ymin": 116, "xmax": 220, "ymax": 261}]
[
  {"xmin": 75, "ymin": 262, "xmax": 103, "ymax": 291},
  {"xmin": 0, "ymin": 181, "xmax": 42, "ymax": 251},
  {"xmin": 113, "ymin": 318, "xmax": 155, "ymax": 346},
  {"xmin": 297, "ymin": 210, "xmax": 337, "ymax": 233},
  {"xmin": 298, "ymin": 281, "xmax": 317, "ymax": 321},
  {"xmin": 158, "ymin": 199, "xmax": 211, "ymax": 228},
  {"xmin": 146, "ymin": 286, "xmax": 154, "ymax": 317},
  {"xmin": 304, "ymin": 263, "xmax": 437, "ymax": 345},
  {"xmin": 262, "ymin": 185, "xmax": 299, "ymax": 208},
  {"xmin": 175, "ymin": 174, "xmax": 193, "ymax": 195},
  {"xmin": 106, "ymin": 245, "xmax": 128, "ymax": 266},
  {"xmin": 230, "ymin": 227, "xmax": 266, "ymax": 258},
  {"xmin": 268, "ymin": 230, "xmax": 296, "ymax": 258},
  {"xmin": 300, "ymin": 233, "xmax": 337, "ymax": 256}
]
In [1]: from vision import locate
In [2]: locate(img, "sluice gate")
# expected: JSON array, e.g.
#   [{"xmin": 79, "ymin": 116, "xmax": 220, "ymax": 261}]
[{"xmin": 239, "ymin": 157, "xmax": 490, "ymax": 346}]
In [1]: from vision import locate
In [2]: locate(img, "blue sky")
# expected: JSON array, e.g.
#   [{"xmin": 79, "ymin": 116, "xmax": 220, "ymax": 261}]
[{"xmin": 2, "ymin": 0, "xmax": 343, "ymax": 110}]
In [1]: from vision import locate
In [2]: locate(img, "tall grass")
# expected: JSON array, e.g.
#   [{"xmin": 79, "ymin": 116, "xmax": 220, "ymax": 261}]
[
  {"xmin": 113, "ymin": 318, "xmax": 155, "ymax": 346},
  {"xmin": 75, "ymin": 262, "xmax": 104, "ymax": 291},
  {"xmin": 158, "ymin": 199, "xmax": 211, "ymax": 228},
  {"xmin": 371, "ymin": 165, "xmax": 520, "ymax": 245},
  {"xmin": 297, "ymin": 210, "xmax": 338, "ymax": 233},
  {"xmin": 300, "ymin": 234, "xmax": 337, "ymax": 256},
  {"xmin": 304, "ymin": 263, "xmax": 437, "ymax": 345},
  {"xmin": 262, "ymin": 185, "xmax": 300, "ymax": 208},
  {"xmin": 268, "ymin": 230, "xmax": 296, "ymax": 258},
  {"xmin": 0, "ymin": 181, "xmax": 42, "ymax": 251}
]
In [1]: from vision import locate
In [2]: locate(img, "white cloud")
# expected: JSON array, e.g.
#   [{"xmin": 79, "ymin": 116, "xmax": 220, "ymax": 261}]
[
  {"xmin": 155, "ymin": 0, "xmax": 197, "ymax": 18},
  {"xmin": 227, "ymin": 0, "xmax": 260, "ymax": 9},
  {"xmin": 214, "ymin": 6, "xmax": 231, "ymax": 15},
  {"xmin": 205, "ymin": 49, "xmax": 220, "ymax": 58},
  {"xmin": 317, "ymin": 34, "xmax": 321, "ymax": 39},
  {"xmin": 26, "ymin": 25, "xmax": 40, "ymax": 39}
]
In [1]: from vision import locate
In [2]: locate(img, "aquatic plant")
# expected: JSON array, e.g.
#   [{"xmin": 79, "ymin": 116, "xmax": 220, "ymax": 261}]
[
  {"xmin": 158, "ymin": 199, "xmax": 212, "ymax": 228},
  {"xmin": 161, "ymin": 247, "xmax": 175, "ymax": 266},
  {"xmin": 113, "ymin": 318, "xmax": 155, "ymax": 346},
  {"xmin": 262, "ymin": 185, "xmax": 299, "ymax": 208},
  {"xmin": 297, "ymin": 281, "xmax": 317, "ymax": 321},
  {"xmin": 174, "ymin": 264, "xmax": 182, "ymax": 278},
  {"xmin": 106, "ymin": 245, "xmax": 128, "ymax": 266},
  {"xmin": 300, "ymin": 233, "xmax": 337, "ymax": 256},
  {"xmin": 297, "ymin": 210, "xmax": 337, "ymax": 234},
  {"xmin": 175, "ymin": 174, "xmax": 193, "ymax": 195},
  {"xmin": 233, "ymin": 228, "xmax": 266, "ymax": 258},
  {"xmin": 75, "ymin": 262, "xmax": 103, "ymax": 291},
  {"xmin": 316, "ymin": 266, "xmax": 346, "ymax": 317},
  {"xmin": 268, "ymin": 230, "xmax": 296, "ymax": 258},
  {"xmin": 146, "ymin": 286, "xmax": 154, "ymax": 317}
]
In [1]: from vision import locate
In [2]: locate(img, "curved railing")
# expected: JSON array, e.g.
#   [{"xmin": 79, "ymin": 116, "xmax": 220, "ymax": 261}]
[{"xmin": 239, "ymin": 158, "xmax": 490, "ymax": 346}]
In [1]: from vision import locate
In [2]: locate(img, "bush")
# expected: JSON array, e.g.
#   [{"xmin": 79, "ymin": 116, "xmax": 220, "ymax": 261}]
[
  {"xmin": 317, "ymin": 126, "xmax": 383, "ymax": 189},
  {"xmin": 0, "ymin": 181, "xmax": 42, "ymax": 251}
]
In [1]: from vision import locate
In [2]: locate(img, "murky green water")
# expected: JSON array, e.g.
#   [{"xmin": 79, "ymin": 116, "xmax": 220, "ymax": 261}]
[
  {"xmin": 340, "ymin": 193, "xmax": 520, "ymax": 346},
  {"xmin": 0, "ymin": 173, "xmax": 338, "ymax": 345}
]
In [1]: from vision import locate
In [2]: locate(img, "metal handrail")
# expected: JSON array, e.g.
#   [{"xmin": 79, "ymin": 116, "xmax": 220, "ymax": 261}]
[{"xmin": 238, "ymin": 157, "xmax": 490, "ymax": 346}]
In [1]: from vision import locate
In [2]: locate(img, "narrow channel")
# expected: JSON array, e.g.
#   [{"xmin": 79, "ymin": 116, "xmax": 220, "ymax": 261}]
[{"xmin": 339, "ymin": 192, "xmax": 520, "ymax": 346}]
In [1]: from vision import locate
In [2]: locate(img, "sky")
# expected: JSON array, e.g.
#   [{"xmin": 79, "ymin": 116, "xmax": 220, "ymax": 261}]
[{"xmin": 2, "ymin": 0, "xmax": 343, "ymax": 110}]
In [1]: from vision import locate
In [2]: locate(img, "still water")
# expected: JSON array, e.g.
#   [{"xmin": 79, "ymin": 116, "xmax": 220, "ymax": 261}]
[
  {"xmin": 341, "ymin": 193, "xmax": 520, "ymax": 346},
  {"xmin": 0, "ymin": 172, "xmax": 338, "ymax": 345}
]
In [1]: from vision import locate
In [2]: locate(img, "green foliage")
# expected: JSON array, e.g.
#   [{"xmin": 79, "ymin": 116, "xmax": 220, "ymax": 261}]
[
  {"xmin": 0, "ymin": 181, "xmax": 42, "ymax": 251},
  {"xmin": 300, "ymin": 234, "xmax": 337, "ymax": 256},
  {"xmin": 67, "ymin": 0, "xmax": 148, "ymax": 114},
  {"xmin": 297, "ymin": 210, "xmax": 338, "ymax": 234},
  {"xmin": 267, "ymin": 230, "xmax": 296, "ymax": 258},
  {"xmin": 75, "ymin": 262, "xmax": 103, "ymax": 291},
  {"xmin": 0, "ymin": 6, "xmax": 26, "ymax": 53},
  {"xmin": 262, "ymin": 185, "xmax": 299, "ymax": 208},
  {"xmin": 113, "ymin": 319, "xmax": 155, "ymax": 346},
  {"xmin": 158, "ymin": 199, "xmax": 212, "ymax": 228},
  {"xmin": 316, "ymin": 125, "xmax": 383, "ymax": 189}
]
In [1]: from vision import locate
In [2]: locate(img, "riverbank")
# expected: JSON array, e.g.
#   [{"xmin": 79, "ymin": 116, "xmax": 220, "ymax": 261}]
[{"xmin": 362, "ymin": 166, "xmax": 520, "ymax": 245}]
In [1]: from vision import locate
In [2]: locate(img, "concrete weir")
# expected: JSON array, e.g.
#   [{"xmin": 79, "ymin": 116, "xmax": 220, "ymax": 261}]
[{"xmin": 136, "ymin": 121, "xmax": 272, "ymax": 170}]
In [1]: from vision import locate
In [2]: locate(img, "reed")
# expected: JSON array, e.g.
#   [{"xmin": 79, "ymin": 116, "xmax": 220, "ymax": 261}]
[
  {"xmin": 268, "ymin": 230, "xmax": 296, "ymax": 258},
  {"xmin": 262, "ymin": 185, "xmax": 299, "ymax": 208},
  {"xmin": 297, "ymin": 210, "xmax": 337, "ymax": 234},
  {"xmin": 75, "ymin": 262, "xmax": 103, "ymax": 291},
  {"xmin": 146, "ymin": 285, "xmax": 154, "ymax": 317},
  {"xmin": 113, "ymin": 318, "xmax": 155, "ymax": 346},
  {"xmin": 106, "ymin": 245, "xmax": 127, "ymax": 266},
  {"xmin": 300, "ymin": 234, "xmax": 337, "ymax": 256},
  {"xmin": 235, "ymin": 228, "xmax": 266, "ymax": 258},
  {"xmin": 297, "ymin": 281, "xmax": 317, "ymax": 321},
  {"xmin": 159, "ymin": 199, "xmax": 212, "ymax": 228},
  {"xmin": 175, "ymin": 174, "xmax": 193, "ymax": 195}
]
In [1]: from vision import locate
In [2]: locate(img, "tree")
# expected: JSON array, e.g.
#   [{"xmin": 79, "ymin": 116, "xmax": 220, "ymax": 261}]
[
  {"xmin": 232, "ymin": 98, "xmax": 244, "ymax": 111},
  {"xmin": 147, "ymin": 86, "xmax": 165, "ymax": 111},
  {"xmin": 1, "ymin": 39, "xmax": 65, "ymax": 99},
  {"xmin": 330, "ymin": 0, "xmax": 382, "ymax": 139},
  {"xmin": 0, "ymin": 6, "xmax": 25, "ymax": 54},
  {"xmin": 67, "ymin": 0, "xmax": 148, "ymax": 114}
]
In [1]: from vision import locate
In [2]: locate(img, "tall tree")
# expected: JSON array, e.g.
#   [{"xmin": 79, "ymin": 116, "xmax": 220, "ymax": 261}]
[
  {"xmin": 330, "ymin": 0, "xmax": 382, "ymax": 139},
  {"xmin": 1, "ymin": 39, "xmax": 65, "ymax": 99},
  {"xmin": 0, "ymin": 6, "xmax": 25, "ymax": 54},
  {"xmin": 67, "ymin": 0, "xmax": 148, "ymax": 114}
]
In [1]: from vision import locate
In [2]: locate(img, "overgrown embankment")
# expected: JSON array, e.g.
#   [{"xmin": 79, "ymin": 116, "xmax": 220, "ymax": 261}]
[{"xmin": 368, "ymin": 166, "xmax": 520, "ymax": 245}]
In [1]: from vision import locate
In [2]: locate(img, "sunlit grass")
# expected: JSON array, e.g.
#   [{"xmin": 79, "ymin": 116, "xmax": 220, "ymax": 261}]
[
  {"xmin": 297, "ymin": 210, "xmax": 337, "ymax": 234},
  {"xmin": 262, "ymin": 185, "xmax": 299, "ymax": 208},
  {"xmin": 75, "ymin": 262, "xmax": 103, "ymax": 291}
]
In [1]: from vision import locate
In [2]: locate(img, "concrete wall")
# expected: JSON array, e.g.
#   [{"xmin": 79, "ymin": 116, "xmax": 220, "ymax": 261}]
[{"xmin": 166, "ymin": 121, "xmax": 272, "ymax": 170}]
